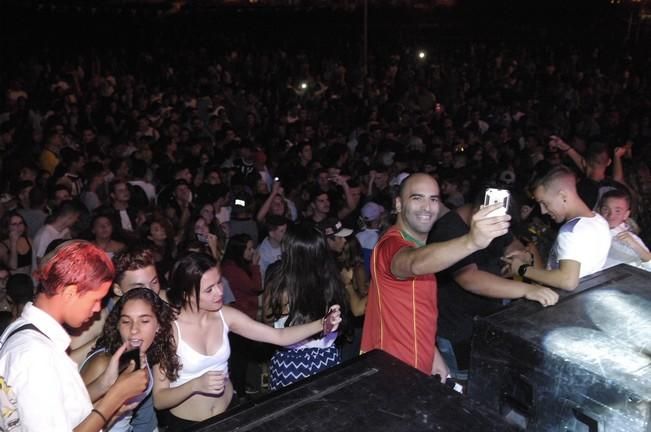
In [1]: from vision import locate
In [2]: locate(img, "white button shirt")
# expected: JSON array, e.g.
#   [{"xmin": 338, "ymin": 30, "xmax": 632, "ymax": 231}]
[{"xmin": 0, "ymin": 302, "xmax": 94, "ymax": 431}]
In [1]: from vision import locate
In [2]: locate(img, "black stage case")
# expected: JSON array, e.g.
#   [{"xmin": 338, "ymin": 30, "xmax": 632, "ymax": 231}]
[
  {"xmin": 468, "ymin": 264, "xmax": 651, "ymax": 431},
  {"xmin": 186, "ymin": 349, "xmax": 517, "ymax": 432}
]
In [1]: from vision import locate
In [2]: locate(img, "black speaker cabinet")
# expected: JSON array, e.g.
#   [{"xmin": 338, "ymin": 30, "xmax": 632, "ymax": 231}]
[
  {"xmin": 468, "ymin": 264, "xmax": 651, "ymax": 431},
  {"xmin": 187, "ymin": 349, "xmax": 517, "ymax": 432}
]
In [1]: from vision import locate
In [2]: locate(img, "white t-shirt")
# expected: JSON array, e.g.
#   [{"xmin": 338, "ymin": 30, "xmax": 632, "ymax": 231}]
[
  {"xmin": 0, "ymin": 303, "xmax": 93, "ymax": 431},
  {"xmin": 547, "ymin": 213, "xmax": 611, "ymax": 278},
  {"xmin": 258, "ymin": 237, "xmax": 282, "ymax": 281},
  {"xmin": 603, "ymin": 223, "xmax": 651, "ymax": 272},
  {"xmin": 32, "ymin": 224, "xmax": 70, "ymax": 268}
]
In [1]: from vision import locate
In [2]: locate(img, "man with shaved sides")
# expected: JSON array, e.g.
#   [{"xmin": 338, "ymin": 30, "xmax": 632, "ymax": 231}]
[
  {"xmin": 505, "ymin": 165, "xmax": 611, "ymax": 290},
  {"xmin": 361, "ymin": 173, "xmax": 511, "ymax": 379}
]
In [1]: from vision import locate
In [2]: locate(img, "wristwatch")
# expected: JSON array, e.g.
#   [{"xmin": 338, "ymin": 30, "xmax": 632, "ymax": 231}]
[{"xmin": 518, "ymin": 263, "xmax": 531, "ymax": 278}]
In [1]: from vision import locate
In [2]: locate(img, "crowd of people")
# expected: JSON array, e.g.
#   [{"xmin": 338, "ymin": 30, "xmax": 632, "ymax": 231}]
[{"xmin": 0, "ymin": 8, "xmax": 650, "ymax": 431}]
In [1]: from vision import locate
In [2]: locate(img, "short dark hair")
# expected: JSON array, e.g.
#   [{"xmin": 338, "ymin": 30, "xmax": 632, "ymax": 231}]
[
  {"xmin": 29, "ymin": 185, "xmax": 47, "ymax": 207},
  {"xmin": 266, "ymin": 215, "xmax": 288, "ymax": 230},
  {"xmin": 109, "ymin": 178, "xmax": 128, "ymax": 195},
  {"xmin": 131, "ymin": 158, "xmax": 148, "ymax": 179},
  {"xmin": 529, "ymin": 164, "xmax": 576, "ymax": 193},
  {"xmin": 586, "ymin": 141, "xmax": 610, "ymax": 165},
  {"xmin": 7, "ymin": 273, "xmax": 34, "ymax": 306},
  {"xmin": 50, "ymin": 199, "xmax": 81, "ymax": 221},
  {"xmin": 599, "ymin": 188, "xmax": 631, "ymax": 209},
  {"xmin": 112, "ymin": 245, "xmax": 156, "ymax": 286}
]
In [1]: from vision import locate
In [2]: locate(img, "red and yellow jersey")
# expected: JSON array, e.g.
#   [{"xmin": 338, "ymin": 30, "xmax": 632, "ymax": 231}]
[{"xmin": 360, "ymin": 226, "xmax": 438, "ymax": 375}]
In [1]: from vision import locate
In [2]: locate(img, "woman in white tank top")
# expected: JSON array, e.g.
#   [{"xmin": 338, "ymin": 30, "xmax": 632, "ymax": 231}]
[{"xmin": 153, "ymin": 252, "xmax": 342, "ymax": 429}]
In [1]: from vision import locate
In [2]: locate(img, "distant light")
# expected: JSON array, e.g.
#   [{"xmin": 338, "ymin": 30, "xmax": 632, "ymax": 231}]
[
  {"xmin": 418, "ymin": 51, "xmax": 426, "ymax": 60},
  {"xmin": 300, "ymin": 82, "xmax": 308, "ymax": 90}
]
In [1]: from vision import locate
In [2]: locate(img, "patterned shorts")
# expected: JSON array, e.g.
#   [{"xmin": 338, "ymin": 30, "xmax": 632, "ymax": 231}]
[{"xmin": 270, "ymin": 346, "xmax": 340, "ymax": 391}]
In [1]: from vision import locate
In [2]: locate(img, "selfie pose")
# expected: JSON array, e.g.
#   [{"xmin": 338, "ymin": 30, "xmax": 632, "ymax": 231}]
[
  {"xmin": 361, "ymin": 173, "xmax": 512, "ymax": 379},
  {"xmin": 153, "ymin": 252, "xmax": 341, "ymax": 429},
  {"xmin": 428, "ymin": 189, "xmax": 558, "ymax": 376}
]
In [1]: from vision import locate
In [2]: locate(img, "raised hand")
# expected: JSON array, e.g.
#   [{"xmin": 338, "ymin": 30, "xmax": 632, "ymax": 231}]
[
  {"xmin": 322, "ymin": 305, "xmax": 342, "ymax": 335},
  {"xmin": 469, "ymin": 203, "xmax": 511, "ymax": 250},
  {"xmin": 272, "ymin": 180, "xmax": 284, "ymax": 196},
  {"xmin": 548, "ymin": 135, "xmax": 570, "ymax": 151},
  {"xmin": 251, "ymin": 249, "xmax": 261, "ymax": 266}
]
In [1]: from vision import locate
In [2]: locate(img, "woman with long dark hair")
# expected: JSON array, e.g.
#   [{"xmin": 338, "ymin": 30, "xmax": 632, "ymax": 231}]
[
  {"xmin": 80, "ymin": 288, "xmax": 180, "ymax": 431},
  {"xmin": 221, "ymin": 234, "xmax": 261, "ymax": 320},
  {"xmin": 153, "ymin": 252, "xmax": 341, "ymax": 429},
  {"xmin": 263, "ymin": 223, "xmax": 349, "ymax": 390}
]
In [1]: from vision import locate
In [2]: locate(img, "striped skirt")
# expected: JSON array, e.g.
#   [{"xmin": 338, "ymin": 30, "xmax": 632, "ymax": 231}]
[{"xmin": 270, "ymin": 346, "xmax": 340, "ymax": 391}]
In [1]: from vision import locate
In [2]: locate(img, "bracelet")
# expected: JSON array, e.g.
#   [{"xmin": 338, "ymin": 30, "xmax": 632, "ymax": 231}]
[
  {"xmin": 91, "ymin": 408, "xmax": 108, "ymax": 425},
  {"xmin": 518, "ymin": 263, "xmax": 531, "ymax": 278}
]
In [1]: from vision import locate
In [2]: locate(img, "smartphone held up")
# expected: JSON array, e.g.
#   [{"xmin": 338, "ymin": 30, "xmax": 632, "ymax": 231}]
[
  {"xmin": 483, "ymin": 188, "xmax": 510, "ymax": 217},
  {"xmin": 119, "ymin": 347, "xmax": 141, "ymax": 373}
]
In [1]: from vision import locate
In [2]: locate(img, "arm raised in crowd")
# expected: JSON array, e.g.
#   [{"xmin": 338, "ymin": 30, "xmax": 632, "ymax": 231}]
[
  {"xmin": 549, "ymin": 136, "xmax": 586, "ymax": 173},
  {"xmin": 256, "ymin": 180, "xmax": 284, "ymax": 223}
]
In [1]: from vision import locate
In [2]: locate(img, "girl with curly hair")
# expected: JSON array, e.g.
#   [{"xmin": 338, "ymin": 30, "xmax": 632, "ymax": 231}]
[{"xmin": 80, "ymin": 288, "xmax": 180, "ymax": 432}]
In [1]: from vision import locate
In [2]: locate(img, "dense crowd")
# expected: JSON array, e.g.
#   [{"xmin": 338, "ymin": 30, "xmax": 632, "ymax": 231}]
[{"xmin": 0, "ymin": 12, "xmax": 650, "ymax": 430}]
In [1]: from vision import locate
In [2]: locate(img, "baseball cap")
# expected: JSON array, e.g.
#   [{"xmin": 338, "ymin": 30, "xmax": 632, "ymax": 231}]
[
  {"xmin": 390, "ymin": 172, "xmax": 410, "ymax": 187},
  {"xmin": 361, "ymin": 202, "xmax": 384, "ymax": 222},
  {"xmin": 319, "ymin": 218, "xmax": 353, "ymax": 237}
]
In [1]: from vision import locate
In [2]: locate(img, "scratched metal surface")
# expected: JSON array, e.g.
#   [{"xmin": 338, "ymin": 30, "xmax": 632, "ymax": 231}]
[
  {"xmin": 187, "ymin": 350, "xmax": 517, "ymax": 432},
  {"xmin": 468, "ymin": 264, "xmax": 651, "ymax": 431}
]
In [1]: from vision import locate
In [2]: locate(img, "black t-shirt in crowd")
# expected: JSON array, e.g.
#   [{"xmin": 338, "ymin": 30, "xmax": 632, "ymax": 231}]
[{"xmin": 427, "ymin": 210, "xmax": 510, "ymax": 369}]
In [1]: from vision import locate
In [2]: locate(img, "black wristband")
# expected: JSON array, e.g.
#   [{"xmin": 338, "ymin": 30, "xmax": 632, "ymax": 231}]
[
  {"xmin": 91, "ymin": 408, "xmax": 108, "ymax": 425},
  {"xmin": 518, "ymin": 263, "xmax": 531, "ymax": 278}
]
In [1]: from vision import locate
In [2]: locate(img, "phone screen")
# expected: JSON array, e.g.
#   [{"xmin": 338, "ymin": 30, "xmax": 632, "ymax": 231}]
[
  {"xmin": 483, "ymin": 188, "xmax": 510, "ymax": 216},
  {"xmin": 119, "ymin": 348, "xmax": 141, "ymax": 373}
]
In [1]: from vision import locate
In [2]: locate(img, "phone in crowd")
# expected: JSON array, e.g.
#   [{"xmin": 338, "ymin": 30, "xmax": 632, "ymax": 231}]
[
  {"xmin": 196, "ymin": 233, "xmax": 209, "ymax": 244},
  {"xmin": 118, "ymin": 347, "xmax": 141, "ymax": 373},
  {"xmin": 274, "ymin": 176, "xmax": 280, "ymax": 182},
  {"xmin": 483, "ymin": 188, "xmax": 511, "ymax": 217}
]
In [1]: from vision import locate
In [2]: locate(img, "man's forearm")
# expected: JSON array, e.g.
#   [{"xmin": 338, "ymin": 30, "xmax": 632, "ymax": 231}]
[
  {"xmin": 522, "ymin": 266, "xmax": 578, "ymax": 291},
  {"xmin": 394, "ymin": 234, "xmax": 480, "ymax": 278},
  {"xmin": 455, "ymin": 269, "xmax": 535, "ymax": 299}
]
